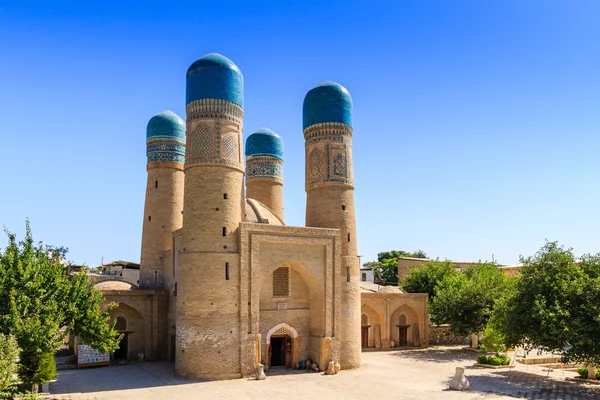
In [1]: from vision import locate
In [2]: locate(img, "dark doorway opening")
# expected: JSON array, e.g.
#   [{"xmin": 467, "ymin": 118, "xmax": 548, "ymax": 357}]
[
  {"xmin": 270, "ymin": 336, "xmax": 287, "ymax": 367},
  {"xmin": 361, "ymin": 326, "xmax": 369, "ymax": 348},
  {"xmin": 114, "ymin": 333, "xmax": 128, "ymax": 360},
  {"xmin": 398, "ymin": 326, "xmax": 409, "ymax": 347}
]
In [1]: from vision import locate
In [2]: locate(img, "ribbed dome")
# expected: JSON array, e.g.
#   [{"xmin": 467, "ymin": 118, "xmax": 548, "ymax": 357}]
[
  {"xmin": 245, "ymin": 128, "xmax": 283, "ymax": 158},
  {"xmin": 146, "ymin": 110, "xmax": 185, "ymax": 141},
  {"xmin": 186, "ymin": 53, "xmax": 243, "ymax": 107},
  {"xmin": 303, "ymin": 82, "xmax": 352, "ymax": 129}
]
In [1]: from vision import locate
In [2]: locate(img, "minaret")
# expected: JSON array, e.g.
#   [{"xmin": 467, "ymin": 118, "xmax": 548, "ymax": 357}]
[
  {"xmin": 139, "ymin": 110, "xmax": 186, "ymax": 289},
  {"xmin": 303, "ymin": 82, "xmax": 361, "ymax": 369},
  {"xmin": 245, "ymin": 128, "xmax": 284, "ymax": 222},
  {"xmin": 176, "ymin": 54, "xmax": 245, "ymax": 379}
]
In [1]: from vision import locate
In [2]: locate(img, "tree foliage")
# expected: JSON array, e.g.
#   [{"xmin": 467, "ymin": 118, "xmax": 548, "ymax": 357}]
[
  {"xmin": 0, "ymin": 334, "xmax": 19, "ymax": 392},
  {"xmin": 0, "ymin": 221, "xmax": 121, "ymax": 386},
  {"xmin": 364, "ymin": 249, "xmax": 427, "ymax": 284},
  {"xmin": 430, "ymin": 263, "xmax": 508, "ymax": 337},
  {"xmin": 400, "ymin": 260, "xmax": 457, "ymax": 300},
  {"xmin": 491, "ymin": 242, "xmax": 600, "ymax": 365}
]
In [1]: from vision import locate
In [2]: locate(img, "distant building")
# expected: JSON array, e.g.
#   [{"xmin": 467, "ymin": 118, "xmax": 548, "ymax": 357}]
[{"xmin": 397, "ymin": 256, "xmax": 520, "ymax": 281}]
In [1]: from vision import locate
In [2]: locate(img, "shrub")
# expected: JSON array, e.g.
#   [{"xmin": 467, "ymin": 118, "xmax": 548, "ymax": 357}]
[
  {"xmin": 477, "ymin": 353, "xmax": 510, "ymax": 366},
  {"xmin": 0, "ymin": 334, "xmax": 19, "ymax": 392},
  {"xmin": 18, "ymin": 351, "xmax": 56, "ymax": 389},
  {"xmin": 577, "ymin": 367, "xmax": 600, "ymax": 379}
]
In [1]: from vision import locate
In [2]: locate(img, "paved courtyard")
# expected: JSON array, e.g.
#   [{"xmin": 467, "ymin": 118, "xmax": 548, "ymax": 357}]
[{"xmin": 49, "ymin": 347, "xmax": 600, "ymax": 400}]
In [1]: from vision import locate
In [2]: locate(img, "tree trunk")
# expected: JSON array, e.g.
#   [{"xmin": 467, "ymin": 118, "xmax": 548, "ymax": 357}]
[{"xmin": 470, "ymin": 333, "xmax": 478, "ymax": 349}]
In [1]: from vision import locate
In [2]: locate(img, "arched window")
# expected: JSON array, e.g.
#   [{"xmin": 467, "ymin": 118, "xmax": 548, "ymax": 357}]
[
  {"xmin": 361, "ymin": 314, "xmax": 368, "ymax": 325},
  {"xmin": 399, "ymin": 314, "xmax": 407, "ymax": 325},
  {"xmin": 115, "ymin": 316, "xmax": 127, "ymax": 332},
  {"xmin": 273, "ymin": 266, "xmax": 290, "ymax": 297}
]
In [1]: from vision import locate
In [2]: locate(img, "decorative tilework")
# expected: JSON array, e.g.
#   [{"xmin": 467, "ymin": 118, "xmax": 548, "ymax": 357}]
[
  {"xmin": 309, "ymin": 148, "xmax": 325, "ymax": 180},
  {"xmin": 222, "ymin": 135, "xmax": 238, "ymax": 161},
  {"xmin": 146, "ymin": 137, "xmax": 185, "ymax": 164},
  {"xmin": 333, "ymin": 153, "xmax": 346, "ymax": 177},
  {"xmin": 185, "ymin": 98, "xmax": 244, "ymax": 172},
  {"xmin": 305, "ymin": 122, "xmax": 354, "ymax": 189},
  {"xmin": 246, "ymin": 155, "xmax": 283, "ymax": 182}
]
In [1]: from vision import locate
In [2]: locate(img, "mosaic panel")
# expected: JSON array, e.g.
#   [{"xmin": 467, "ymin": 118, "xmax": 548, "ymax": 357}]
[
  {"xmin": 333, "ymin": 153, "xmax": 346, "ymax": 177},
  {"xmin": 305, "ymin": 122, "xmax": 354, "ymax": 188},
  {"xmin": 146, "ymin": 137, "xmax": 185, "ymax": 164},
  {"xmin": 246, "ymin": 156, "xmax": 283, "ymax": 182},
  {"xmin": 185, "ymin": 99, "xmax": 243, "ymax": 171},
  {"xmin": 222, "ymin": 135, "xmax": 239, "ymax": 161},
  {"xmin": 309, "ymin": 148, "xmax": 325, "ymax": 180}
]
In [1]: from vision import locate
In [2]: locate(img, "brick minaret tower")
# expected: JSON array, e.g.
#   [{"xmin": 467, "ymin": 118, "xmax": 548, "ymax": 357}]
[
  {"xmin": 139, "ymin": 110, "xmax": 186, "ymax": 289},
  {"xmin": 303, "ymin": 82, "xmax": 361, "ymax": 369},
  {"xmin": 176, "ymin": 53, "xmax": 245, "ymax": 379},
  {"xmin": 245, "ymin": 128, "xmax": 284, "ymax": 222}
]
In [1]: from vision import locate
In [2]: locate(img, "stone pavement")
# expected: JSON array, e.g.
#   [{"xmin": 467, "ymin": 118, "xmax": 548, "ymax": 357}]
[{"xmin": 48, "ymin": 347, "xmax": 600, "ymax": 400}]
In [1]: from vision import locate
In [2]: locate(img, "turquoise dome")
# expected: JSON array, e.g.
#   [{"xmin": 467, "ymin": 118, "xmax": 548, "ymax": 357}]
[
  {"xmin": 146, "ymin": 110, "xmax": 185, "ymax": 141},
  {"xmin": 186, "ymin": 53, "xmax": 243, "ymax": 107},
  {"xmin": 302, "ymin": 82, "xmax": 352, "ymax": 129},
  {"xmin": 245, "ymin": 128, "xmax": 283, "ymax": 159}
]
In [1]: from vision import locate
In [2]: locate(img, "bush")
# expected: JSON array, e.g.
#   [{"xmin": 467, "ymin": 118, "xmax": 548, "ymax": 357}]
[
  {"xmin": 18, "ymin": 351, "xmax": 56, "ymax": 389},
  {"xmin": 477, "ymin": 353, "xmax": 511, "ymax": 366},
  {"xmin": 577, "ymin": 367, "xmax": 600, "ymax": 379},
  {"xmin": 0, "ymin": 335, "xmax": 19, "ymax": 392}
]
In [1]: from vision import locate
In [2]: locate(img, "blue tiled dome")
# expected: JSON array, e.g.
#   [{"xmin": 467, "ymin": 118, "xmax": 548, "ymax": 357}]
[
  {"xmin": 186, "ymin": 53, "xmax": 243, "ymax": 107},
  {"xmin": 245, "ymin": 128, "xmax": 283, "ymax": 159},
  {"xmin": 146, "ymin": 110, "xmax": 185, "ymax": 141},
  {"xmin": 302, "ymin": 82, "xmax": 352, "ymax": 129}
]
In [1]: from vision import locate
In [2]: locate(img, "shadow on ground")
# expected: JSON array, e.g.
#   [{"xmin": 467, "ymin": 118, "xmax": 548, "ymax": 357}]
[
  {"xmin": 446, "ymin": 369, "xmax": 600, "ymax": 399},
  {"xmin": 49, "ymin": 362, "xmax": 205, "ymax": 396},
  {"xmin": 391, "ymin": 347, "xmax": 476, "ymax": 364}
]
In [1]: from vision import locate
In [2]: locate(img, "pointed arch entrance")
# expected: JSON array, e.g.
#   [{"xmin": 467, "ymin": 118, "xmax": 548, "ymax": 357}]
[{"xmin": 266, "ymin": 323, "xmax": 298, "ymax": 367}]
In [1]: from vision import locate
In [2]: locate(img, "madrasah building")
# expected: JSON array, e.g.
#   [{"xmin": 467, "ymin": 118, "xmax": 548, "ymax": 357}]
[{"xmin": 92, "ymin": 53, "xmax": 428, "ymax": 379}]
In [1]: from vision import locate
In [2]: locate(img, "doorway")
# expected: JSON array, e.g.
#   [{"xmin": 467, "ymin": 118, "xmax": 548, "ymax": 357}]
[
  {"xmin": 270, "ymin": 336, "xmax": 287, "ymax": 367},
  {"xmin": 398, "ymin": 326, "xmax": 409, "ymax": 347},
  {"xmin": 114, "ymin": 333, "xmax": 128, "ymax": 360},
  {"xmin": 361, "ymin": 326, "xmax": 369, "ymax": 348}
]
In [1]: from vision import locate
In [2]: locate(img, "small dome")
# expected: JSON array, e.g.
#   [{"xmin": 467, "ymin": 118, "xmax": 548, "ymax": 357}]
[
  {"xmin": 303, "ymin": 82, "xmax": 352, "ymax": 129},
  {"xmin": 93, "ymin": 280, "xmax": 137, "ymax": 291},
  {"xmin": 146, "ymin": 110, "xmax": 185, "ymax": 141},
  {"xmin": 186, "ymin": 53, "xmax": 243, "ymax": 107},
  {"xmin": 245, "ymin": 128, "xmax": 283, "ymax": 158}
]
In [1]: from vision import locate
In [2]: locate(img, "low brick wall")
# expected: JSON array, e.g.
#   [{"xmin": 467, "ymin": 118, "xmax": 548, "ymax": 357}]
[{"xmin": 428, "ymin": 324, "xmax": 469, "ymax": 346}]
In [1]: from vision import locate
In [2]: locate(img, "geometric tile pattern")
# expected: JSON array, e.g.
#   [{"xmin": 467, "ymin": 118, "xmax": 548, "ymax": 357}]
[
  {"xmin": 272, "ymin": 266, "xmax": 290, "ymax": 297},
  {"xmin": 333, "ymin": 153, "xmax": 346, "ymax": 177},
  {"xmin": 304, "ymin": 122, "xmax": 354, "ymax": 189},
  {"xmin": 222, "ymin": 135, "xmax": 238, "ymax": 161},
  {"xmin": 246, "ymin": 156, "xmax": 283, "ymax": 182},
  {"xmin": 309, "ymin": 148, "xmax": 325, "ymax": 180},
  {"xmin": 146, "ymin": 137, "xmax": 186, "ymax": 164},
  {"xmin": 184, "ymin": 98, "xmax": 244, "ymax": 171}
]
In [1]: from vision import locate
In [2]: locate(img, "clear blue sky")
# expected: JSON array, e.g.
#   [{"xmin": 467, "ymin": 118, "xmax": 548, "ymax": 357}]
[{"xmin": 1, "ymin": 1, "xmax": 599, "ymax": 266}]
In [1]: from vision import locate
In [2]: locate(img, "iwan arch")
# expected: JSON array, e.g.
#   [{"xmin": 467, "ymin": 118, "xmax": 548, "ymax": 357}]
[{"xmin": 93, "ymin": 53, "xmax": 428, "ymax": 379}]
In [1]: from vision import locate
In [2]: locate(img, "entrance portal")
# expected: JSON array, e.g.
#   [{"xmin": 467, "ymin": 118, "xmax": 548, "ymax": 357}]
[
  {"xmin": 114, "ymin": 334, "xmax": 128, "ymax": 360},
  {"xmin": 361, "ymin": 326, "xmax": 369, "ymax": 348},
  {"xmin": 270, "ymin": 336, "xmax": 288, "ymax": 367},
  {"xmin": 398, "ymin": 326, "xmax": 409, "ymax": 347}
]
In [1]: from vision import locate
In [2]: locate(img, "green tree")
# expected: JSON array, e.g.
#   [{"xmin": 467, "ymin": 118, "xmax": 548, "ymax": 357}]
[
  {"xmin": 492, "ymin": 242, "xmax": 600, "ymax": 371},
  {"xmin": 365, "ymin": 249, "xmax": 428, "ymax": 284},
  {"xmin": 430, "ymin": 263, "xmax": 508, "ymax": 346},
  {"xmin": 0, "ymin": 222, "xmax": 121, "ymax": 388},
  {"xmin": 400, "ymin": 260, "xmax": 457, "ymax": 300},
  {"xmin": 0, "ymin": 334, "xmax": 19, "ymax": 392}
]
